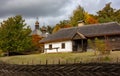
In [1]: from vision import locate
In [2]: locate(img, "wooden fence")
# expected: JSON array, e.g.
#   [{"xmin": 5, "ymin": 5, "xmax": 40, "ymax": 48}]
[
  {"xmin": 5, "ymin": 56, "xmax": 120, "ymax": 65},
  {"xmin": 0, "ymin": 61, "xmax": 120, "ymax": 76}
]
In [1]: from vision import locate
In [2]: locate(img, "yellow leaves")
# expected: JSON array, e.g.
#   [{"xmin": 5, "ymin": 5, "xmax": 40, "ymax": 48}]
[
  {"xmin": 52, "ymin": 24, "xmax": 72, "ymax": 34},
  {"xmin": 85, "ymin": 13, "xmax": 98, "ymax": 24},
  {"xmin": 52, "ymin": 25, "xmax": 61, "ymax": 34}
]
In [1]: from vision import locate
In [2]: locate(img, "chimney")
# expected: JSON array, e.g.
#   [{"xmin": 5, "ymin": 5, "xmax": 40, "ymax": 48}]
[{"xmin": 78, "ymin": 20, "xmax": 84, "ymax": 27}]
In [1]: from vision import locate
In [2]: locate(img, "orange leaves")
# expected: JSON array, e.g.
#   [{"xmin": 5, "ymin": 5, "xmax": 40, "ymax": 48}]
[
  {"xmin": 85, "ymin": 13, "xmax": 98, "ymax": 24},
  {"xmin": 63, "ymin": 25, "xmax": 72, "ymax": 28},
  {"xmin": 32, "ymin": 35, "xmax": 41, "ymax": 46}
]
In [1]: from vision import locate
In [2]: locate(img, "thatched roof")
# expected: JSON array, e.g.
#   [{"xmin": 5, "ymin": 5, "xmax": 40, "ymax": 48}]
[{"xmin": 40, "ymin": 22, "xmax": 120, "ymax": 43}]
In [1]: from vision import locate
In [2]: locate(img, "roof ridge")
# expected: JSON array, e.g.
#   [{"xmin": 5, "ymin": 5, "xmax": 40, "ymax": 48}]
[
  {"xmin": 94, "ymin": 22, "xmax": 118, "ymax": 26},
  {"xmin": 60, "ymin": 27, "xmax": 76, "ymax": 30},
  {"xmin": 58, "ymin": 22, "xmax": 118, "ymax": 31},
  {"xmin": 83, "ymin": 22, "xmax": 117, "ymax": 26},
  {"xmin": 75, "ymin": 22, "xmax": 118, "ymax": 29}
]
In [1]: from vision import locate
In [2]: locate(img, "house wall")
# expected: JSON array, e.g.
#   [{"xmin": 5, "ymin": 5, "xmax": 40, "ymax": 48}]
[
  {"xmin": 87, "ymin": 35, "xmax": 120, "ymax": 51},
  {"xmin": 107, "ymin": 35, "xmax": 120, "ymax": 50},
  {"xmin": 44, "ymin": 41, "xmax": 73, "ymax": 53}
]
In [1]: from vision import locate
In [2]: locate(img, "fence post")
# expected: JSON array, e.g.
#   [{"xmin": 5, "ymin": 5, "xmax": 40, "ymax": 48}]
[
  {"xmin": 39, "ymin": 60, "xmax": 41, "ymax": 65},
  {"xmin": 52, "ymin": 60, "xmax": 54, "ymax": 64},
  {"xmin": 80, "ymin": 58, "xmax": 83, "ymax": 63},
  {"xmin": 74, "ymin": 58, "xmax": 76, "ymax": 64},
  {"xmin": 58, "ymin": 59, "xmax": 60, "ymax": 65},
  {"xmin": 46, "ymin": 59, "xmax": 48, "ymax": 65},
  {"xmin": 22, "ymin": 61, "xmax": 24, "ymax": 65},
  {"xmin": 27, "ymin": 61, "xmax": 29, "ymax": 65},
  {"xmin": 116, "ymin": 57, "xmax": 119, "ymax": 63},
  {"xmin": 32, "ymin": 60, "xmax": 33, "ymax": 65},
  {"xmin": 66, "ymin": 59, "xmax": 68, "ymax": 64}
]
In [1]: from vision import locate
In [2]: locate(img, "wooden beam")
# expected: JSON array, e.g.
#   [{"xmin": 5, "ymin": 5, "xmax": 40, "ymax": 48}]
[{"xmin": 81, "ymin": 39, "xmax": 84, "ymax": 52}]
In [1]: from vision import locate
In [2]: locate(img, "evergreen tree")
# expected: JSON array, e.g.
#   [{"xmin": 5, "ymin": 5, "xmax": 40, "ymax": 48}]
[
  {"xmin": 97, "ymin": 2, "xmax": 120, "ymax": 23},
  {"xmin": 114, "ymin": 9, "xmax": 120, "ymax": 23},
  {"xmin": 70, "ymin": 5, "xmax": 85, "ymax": 26},
  {"xmin": 47, "ymin": 25, "xmax": 54, "ymax": 34}
]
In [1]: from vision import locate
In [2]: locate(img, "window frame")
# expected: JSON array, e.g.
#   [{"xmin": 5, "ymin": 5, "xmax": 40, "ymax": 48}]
[
  {"xmin": 61, "ymin": 43, "xmax": 65, "ymax": 49},
  {"xmin": 49, "ymin": 44, "xmax": 52, "ymax": 50}
]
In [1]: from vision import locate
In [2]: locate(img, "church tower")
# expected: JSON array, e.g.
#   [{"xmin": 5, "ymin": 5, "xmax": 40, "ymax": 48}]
[
  {"xmin": 35, "ymin": 18, "xmax": 39, "ymax": 30},
  {"xmin": 30, "ymin": 19, "xmax": 42, "ymax": 36},
  {"xmin": 30, "ymin": 18, "xmax": 49, "ymax": 52}
]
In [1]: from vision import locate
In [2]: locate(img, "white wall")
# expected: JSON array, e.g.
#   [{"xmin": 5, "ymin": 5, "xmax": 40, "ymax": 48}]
[{"xmin": 44, "ymin": 40, "xmax": 73, "ymax": 53}]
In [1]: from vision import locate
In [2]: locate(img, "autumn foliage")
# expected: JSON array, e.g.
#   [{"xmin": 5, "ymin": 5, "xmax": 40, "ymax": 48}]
[
  {"xmin": 32, "ymin": 35, "xmax": 41, "ymax": 45},
  {"xmin": 85, "ymin": 13, "xmax": 98, "ymax": 24}
]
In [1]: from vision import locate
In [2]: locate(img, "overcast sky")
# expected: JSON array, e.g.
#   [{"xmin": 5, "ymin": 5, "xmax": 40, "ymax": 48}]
[{"xmin": 0, "ymin": 0, "xmax": 120, "ymax": 29}]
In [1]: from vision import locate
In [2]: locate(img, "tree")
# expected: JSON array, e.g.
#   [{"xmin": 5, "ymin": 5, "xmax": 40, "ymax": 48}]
[
  {"xmin": 97, "ymin": 2, "xmax": 120, "ymax": 23},
  {"xmin": 88, "ymin": 38, "xmax": 108, "ymax": 55},
  {"xmin": 46, "ymin": 25, "xmax": 54, "ymax": 34},
  {"xmin": 70, "ymin": 5, "xmax": 85, "ymax": 26},
  {"xmin": 0, "ymin": 15, "xmax": 33, "ymax": 55},
  {"xmin": 84, "ymin": 13, "xmax": 98, "ymax": 24},
  {"xmin": 114, "ymin": 9, "xmax": 120, "ymax": 23},
  {"xmin": 52, "ymin": 20, "xmax": 71, "ymax": 33},
  {"xmin": 52, "ymin": 24, "xmax": 61, "ymax": 34},
  {"xmin": 95, "ymin": 38, "xmax": 106, "ymax": 55},
  {"xmin": 88, "ymin": 39, "xmax": 97, "ymax": 55}
]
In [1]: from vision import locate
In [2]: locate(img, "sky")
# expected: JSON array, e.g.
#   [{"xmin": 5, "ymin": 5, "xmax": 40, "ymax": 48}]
[{"xmin": 0, "ymin": 0, "xmax": 120, "ymax": 29}]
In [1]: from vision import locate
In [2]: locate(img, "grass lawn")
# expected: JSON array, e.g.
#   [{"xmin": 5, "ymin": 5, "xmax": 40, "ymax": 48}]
[{"xmin": 0, "ymin": 51, "xmax": 120, "ymax": 65}]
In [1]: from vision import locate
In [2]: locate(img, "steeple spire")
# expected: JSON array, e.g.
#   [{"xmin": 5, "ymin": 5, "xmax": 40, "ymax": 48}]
[{"xmin": 35, "ymin": 17, "xmax": 39, "ymax": 30}]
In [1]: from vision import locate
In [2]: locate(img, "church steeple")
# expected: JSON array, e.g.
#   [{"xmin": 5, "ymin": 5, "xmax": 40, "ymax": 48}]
[{"xmin": 35, "ymin": 17, "xmax": 39, "ymax": 30}]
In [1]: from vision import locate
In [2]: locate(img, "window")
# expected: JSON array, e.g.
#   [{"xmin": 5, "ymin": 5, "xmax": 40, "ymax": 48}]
[
  {"xmin": 49, "ymin": 44, "xmax": 52, "ymax": 50},
  {"xmin": 61, "ymin": 43, "xmax": 65, "ymax": 49}
]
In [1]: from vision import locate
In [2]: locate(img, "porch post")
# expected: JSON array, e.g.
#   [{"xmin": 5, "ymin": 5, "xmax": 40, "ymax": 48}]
[{"xmin": 81, "ymin": 39, "xmax": 84, "ymax": 52}]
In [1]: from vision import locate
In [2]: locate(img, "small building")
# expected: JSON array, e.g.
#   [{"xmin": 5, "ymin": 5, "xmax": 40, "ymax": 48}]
[{"xmin": 40, "ymin": 22, "xmax": 120, "ymax": 53}]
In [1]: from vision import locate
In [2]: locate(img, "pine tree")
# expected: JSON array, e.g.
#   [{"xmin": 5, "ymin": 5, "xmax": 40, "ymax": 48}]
[
  {"xmin": 97, "ymin": 2, "xmax": 120, "ymax": 23},
  {"xmin": 70, "ymin": 5, "xmax": 85, "ymax": 26}
]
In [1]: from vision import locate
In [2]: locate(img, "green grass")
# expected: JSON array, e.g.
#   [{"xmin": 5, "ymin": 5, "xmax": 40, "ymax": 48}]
[{"xmin": 0, "ymin": 51, "xmax": 120, "ymax": 65}]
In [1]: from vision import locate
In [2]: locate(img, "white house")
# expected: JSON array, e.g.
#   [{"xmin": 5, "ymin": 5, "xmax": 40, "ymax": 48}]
[
  {"xmin": 40, "ymin": 22, "xmax": 120, "ymax": 53},
  {"xmin": 44, "ymin": 41, "xmax": 73, "ymax": 53}
]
